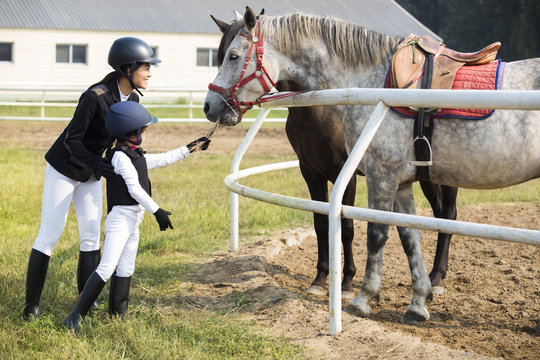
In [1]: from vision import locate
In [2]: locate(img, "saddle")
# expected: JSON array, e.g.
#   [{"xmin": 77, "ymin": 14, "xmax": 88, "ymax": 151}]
[
  {"xmin": 391, "ymin": 34, "xmax": 501, "ymax": 91},
  {"xmin": 389, "ymin": 34, "xmax": 501, "ymax": 178}
]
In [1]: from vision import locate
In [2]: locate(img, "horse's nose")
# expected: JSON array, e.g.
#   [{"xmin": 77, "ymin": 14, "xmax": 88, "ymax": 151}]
[{"xmin": 203, "ymin": 101, "xmax": 210, "ymax": 115}]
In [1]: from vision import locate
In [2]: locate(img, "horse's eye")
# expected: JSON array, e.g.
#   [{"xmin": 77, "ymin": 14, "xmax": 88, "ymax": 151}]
[{"xmin": 229, "ymin": 53, "xmax": 239, "ymax": 61}]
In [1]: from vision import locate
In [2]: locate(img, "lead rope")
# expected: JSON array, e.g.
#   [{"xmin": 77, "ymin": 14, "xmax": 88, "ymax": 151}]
[
  {"xmin": 205, "ymin": 118, "xmax": 224, "ymax": 139},
  {"xmin": 215, "ymin": 92, "xmax": 241, "ymax": 119}
]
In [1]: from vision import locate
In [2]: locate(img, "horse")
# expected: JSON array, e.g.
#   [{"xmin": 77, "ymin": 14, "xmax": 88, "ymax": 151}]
[
  {"xmin": 204, "ymin": 8, "xmax": 540, "ymax": 322},
  {"xmin": 211, "ymin": 13, "xmax": 459, "ymax": 297}
]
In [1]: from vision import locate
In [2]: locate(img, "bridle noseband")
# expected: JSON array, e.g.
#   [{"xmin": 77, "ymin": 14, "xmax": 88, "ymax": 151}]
[{"xmin": 208, "ymin": 20, "xmax": 278, "ymax": 115}]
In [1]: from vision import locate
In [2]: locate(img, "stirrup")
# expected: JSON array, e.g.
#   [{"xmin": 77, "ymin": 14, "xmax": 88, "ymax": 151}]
[{"xmin": 410, "ymin": 135, "xmax": 433, "ymax": 167}]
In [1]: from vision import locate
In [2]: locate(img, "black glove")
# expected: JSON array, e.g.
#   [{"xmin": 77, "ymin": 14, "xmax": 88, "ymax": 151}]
[
  {"xmin": 94, "ymin": 158, "xmax": 115, "ymax": 179},
  {"xmin": 186, "ymin": 136, "xmax": 211, "ymax": 153},
  {"xmin": 153, "ymin": 208, "xmax": 173, "ymax": 231}
]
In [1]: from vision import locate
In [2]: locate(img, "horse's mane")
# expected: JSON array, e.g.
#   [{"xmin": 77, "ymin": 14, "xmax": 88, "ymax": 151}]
[{"xmin": 260, "ymin": 13, "xmax": 403, "ymax": 68}]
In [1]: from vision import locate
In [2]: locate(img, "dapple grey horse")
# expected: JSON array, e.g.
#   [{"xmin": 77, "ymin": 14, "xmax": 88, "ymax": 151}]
[{"xmin": 211, "ymin": 12, "xmax": 459, "ymax": 298}]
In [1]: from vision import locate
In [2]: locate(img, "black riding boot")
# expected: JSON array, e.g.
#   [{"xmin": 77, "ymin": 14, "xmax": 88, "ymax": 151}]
[
  {"xmin": 108, "ymin": 274, "xmax": 131, "ymax": 317},
  {"xmin": 77, "ymin": 249, "xmax": 100, "ymax": 312},
  {"xmin": 64, "ymin": 272, "xmax": 106, "ymax": 333},
  {"xmin": 23, "ymin": 249, "xmax": 50, "ymax": 320}
]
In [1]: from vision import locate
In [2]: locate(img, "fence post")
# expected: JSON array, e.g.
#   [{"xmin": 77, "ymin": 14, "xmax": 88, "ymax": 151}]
[
  {"xmin": 229, "ymin": 108, "xmax": 271, "ymax": 251},
  {"xmin": 328, "ymin": 101, "xmax": 389, "ymax": 335},
  {"xmin": 188, "ymin": 91, "xmax": 193, "ymax": 121},
  {"xmin": 40, "ymin": 90, "xmax": 46, "ymax": 119}
]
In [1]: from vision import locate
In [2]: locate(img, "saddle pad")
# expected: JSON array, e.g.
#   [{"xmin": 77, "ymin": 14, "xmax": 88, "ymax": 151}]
[{"xmin": 386, "ymin": 59, "xmax": 505, "ymax": 119}]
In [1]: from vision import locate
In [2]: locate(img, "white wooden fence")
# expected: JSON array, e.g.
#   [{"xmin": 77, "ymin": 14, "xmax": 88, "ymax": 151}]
[{"xmin": 0, "ymin": 85, "xmax": 287, "ymax": 122}]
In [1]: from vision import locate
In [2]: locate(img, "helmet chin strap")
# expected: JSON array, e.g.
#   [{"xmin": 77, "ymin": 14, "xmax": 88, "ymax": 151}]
[
  {"xmin": 125, "ymin": 128, "xmax": 143, "ymax": 148},
  {"xmin": 129, "ymin": 79, "xmax": 144, "ymax": 97},
  {"xmin": 115, "ymin": 63, "xmax": 144, "ymax": 96}
]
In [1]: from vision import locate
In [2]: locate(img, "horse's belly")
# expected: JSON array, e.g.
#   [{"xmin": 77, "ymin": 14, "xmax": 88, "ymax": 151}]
[
  {"xmin": 429, "ymin": 114, "xmax": 540, "ymax": 189},
  {"xmin": 430, "ymin": 164, "xmax": 538, "ymax": 189}
]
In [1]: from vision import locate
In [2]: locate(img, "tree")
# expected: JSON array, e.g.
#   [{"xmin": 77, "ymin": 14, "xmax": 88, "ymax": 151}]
[{"xmin": 396, "ymin": 0, "xmax": 538, "ymax": 60}]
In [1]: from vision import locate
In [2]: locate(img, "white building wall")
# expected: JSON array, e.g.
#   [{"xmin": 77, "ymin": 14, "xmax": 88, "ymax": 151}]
[{"xmin": 0, "ymin": 28, "xmax": 220, "ymax": 101}]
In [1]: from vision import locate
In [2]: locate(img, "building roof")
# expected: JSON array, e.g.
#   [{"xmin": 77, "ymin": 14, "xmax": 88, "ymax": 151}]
[{"xmin": 0, "ymin": 0, "xmax": 439, "ymax": 38}]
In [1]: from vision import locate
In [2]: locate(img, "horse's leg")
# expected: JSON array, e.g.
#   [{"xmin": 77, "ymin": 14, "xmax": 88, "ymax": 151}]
[
  {"xmin": 419, "ymin": 181, "xmax": 458, "ymax": 294},
  {"xmin": 340, "ymin": 175, "xmax": 357, "ymax": 300},
  {"xmin": 394, "ymin": 183, "xmax": 432, "ymax": 322},
  {"xmin": 299, "ymin": 165, "xmax": 331, "ymax": 296},
  {"xmin": 346, "ymin": 175, "xmax": 397, "ymax": 317}
]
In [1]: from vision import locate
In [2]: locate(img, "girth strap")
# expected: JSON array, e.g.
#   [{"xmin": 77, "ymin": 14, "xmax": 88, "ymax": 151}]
[{"xmin": 413, "ymin": 53, "xmax": 434, "ymax": 181}]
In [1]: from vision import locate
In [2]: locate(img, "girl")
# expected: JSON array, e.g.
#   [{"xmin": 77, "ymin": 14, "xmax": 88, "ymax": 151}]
[
  {"xmin": 23, "ymin": 37, "xmax": 160, "ymax": 320},
  {"xmin": 64, "ymin": 101, "xmax": 210, "ymax": 332}
]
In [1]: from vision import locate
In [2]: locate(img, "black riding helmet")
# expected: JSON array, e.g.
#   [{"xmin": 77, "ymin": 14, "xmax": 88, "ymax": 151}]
[
  {"xmin": 108, "ymin": 37, "xmax": 161, "ymax": 96},
  {"xmin": 106, "ymin": 101, "xmax": 158, "ymax": 145}
]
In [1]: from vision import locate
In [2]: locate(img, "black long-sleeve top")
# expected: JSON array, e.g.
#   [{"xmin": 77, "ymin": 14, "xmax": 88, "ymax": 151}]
[{"xmin": 45, "ymin": 78, "xmax": 139, "ymax": 181}]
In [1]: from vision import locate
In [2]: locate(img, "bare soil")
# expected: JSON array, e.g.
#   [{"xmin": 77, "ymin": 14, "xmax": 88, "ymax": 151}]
[
  {"xmin": 4, "ymin": 121, "xmax": 539, "ymax": 359},
  {"xmin": 192, "ymin": 202, "xmax": 539, "ymax": 360}
]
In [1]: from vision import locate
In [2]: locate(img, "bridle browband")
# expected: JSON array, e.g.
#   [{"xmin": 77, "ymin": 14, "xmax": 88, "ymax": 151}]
[{"xmin": 208, "ymin": 20, "xmax": 280, "ymax": 114}]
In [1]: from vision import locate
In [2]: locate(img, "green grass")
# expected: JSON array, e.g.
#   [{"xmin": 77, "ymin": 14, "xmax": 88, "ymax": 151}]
[
  {"xmin": 0, "ymin": 121, "xmax": 538, "ymax": 359},
  {"xmin": 0, "ymin": 145, "xmax": 307, "ymax": 360}
]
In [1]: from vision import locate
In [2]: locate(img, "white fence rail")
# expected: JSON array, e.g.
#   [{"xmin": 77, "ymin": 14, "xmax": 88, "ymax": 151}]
[
  {"xmin": 225, "ymin": 88, "xmax": 540, "ymax": 336},
  {"xmin": 0, "ymin": 85, "xmax": 287, "ymax": 122}
]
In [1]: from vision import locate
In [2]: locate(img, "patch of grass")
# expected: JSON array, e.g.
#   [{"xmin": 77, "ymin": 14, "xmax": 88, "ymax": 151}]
[{"xmin": 0, "ymin": 145, "xmax": 306, "ymax": 360}]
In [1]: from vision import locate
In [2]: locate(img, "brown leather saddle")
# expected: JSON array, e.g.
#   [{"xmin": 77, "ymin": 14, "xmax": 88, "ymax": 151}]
[
  {"xmin": 389, "ymin": 34, "xmax": 501, "ymax": 179},
  {"xmin": 391, "ymin": 34, "xmax": 501, "ymax": 92}
]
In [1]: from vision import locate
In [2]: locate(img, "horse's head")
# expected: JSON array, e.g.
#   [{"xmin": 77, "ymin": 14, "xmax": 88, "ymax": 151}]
[{"xmin": 204, "ymin": 7, "xmax": 278, "ymax": 126}]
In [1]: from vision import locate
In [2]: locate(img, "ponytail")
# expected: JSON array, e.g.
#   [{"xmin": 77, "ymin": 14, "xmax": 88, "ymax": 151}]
[
  {"xmin": 87, "ymin": 71, "xmax": 119, "ymax": 90},
  {"xmin": 88, "ymin": 63, "xmax": 136, "ymax": 90}
]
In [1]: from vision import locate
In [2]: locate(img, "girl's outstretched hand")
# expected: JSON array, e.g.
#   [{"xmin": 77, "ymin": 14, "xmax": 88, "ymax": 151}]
[{"xmin": 186, "ymin": 137, "xmax": 211, "ymax": 153}]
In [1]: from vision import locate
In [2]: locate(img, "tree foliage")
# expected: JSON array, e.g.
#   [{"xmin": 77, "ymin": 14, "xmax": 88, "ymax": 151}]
[{"xmin": 396, "ymin": 0, "xmax": 539, "ymax": 61}]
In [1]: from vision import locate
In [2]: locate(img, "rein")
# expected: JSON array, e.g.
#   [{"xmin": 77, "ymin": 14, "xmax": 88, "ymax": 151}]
[{"xmin": 208, "ymin": 20, "xmax": 298, "ymax": 114}]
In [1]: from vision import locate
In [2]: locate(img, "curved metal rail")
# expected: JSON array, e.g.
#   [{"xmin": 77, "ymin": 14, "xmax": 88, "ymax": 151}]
[{"xmin": 227, "ymin": 88, "xmax": 540, "ymax": 335}]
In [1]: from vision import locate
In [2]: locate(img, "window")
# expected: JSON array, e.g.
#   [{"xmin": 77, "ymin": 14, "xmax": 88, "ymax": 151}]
[
  {"xmin": 0, "ymin": 43, "xmax": 13, "ymax": 62},
  {"xmin": 196, "ymin": 48, "xmax": 217, "ymax": 67},
  {"xmin": 56, "ymin": 44, "xmax": 87, "ymax": 64}
]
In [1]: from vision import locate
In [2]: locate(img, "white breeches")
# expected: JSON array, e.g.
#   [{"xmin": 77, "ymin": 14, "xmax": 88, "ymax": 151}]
[
  {"xmin": 33, "ymin": 163, "xmax": 102, "ymax": 256},
  {"xmin": 95, "ymin": 205, "xmax": 144, "ymax": 281}
]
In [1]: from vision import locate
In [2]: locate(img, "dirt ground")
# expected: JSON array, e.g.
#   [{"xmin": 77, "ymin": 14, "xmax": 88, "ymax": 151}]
[
  {"xmin": 191, "ymin": 202, "xmax": 539, "ymax": 360},
  {"xmin": 3, "ymin": 121, "xmax": 539, "ymax": 359}
]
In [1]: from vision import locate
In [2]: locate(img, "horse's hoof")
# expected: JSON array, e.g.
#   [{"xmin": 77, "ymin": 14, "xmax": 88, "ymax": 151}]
[
  {"xmin": 341, "ymin": 290, "xmax": 355, "ymax": 300},
  {"xmin": 344, "ymin": 300, "xmax": 370, "ymax": 317},
  {"xmin": 401, "ymin": 307, "xmax": 430, "ymax": 323},
  {"xmin": 22, "ymin": 305, "xmax": 40, "ymax": 321},
  {"xmin": 306, "ymin": 285, "xmax": 327, "ymax": 296},
  {"xmin": 431, "ymin": 286, "xmax": 444, "ymax": 295}
]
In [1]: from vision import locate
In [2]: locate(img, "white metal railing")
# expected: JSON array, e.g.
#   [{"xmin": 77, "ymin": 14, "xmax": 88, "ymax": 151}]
[
  {"xmin": 0, "ymin": 85, "xmax": 287, "ymax": 122},
  {"xmin": 225, "ymin": 88, "xmax": 540, "ymax": 336}
]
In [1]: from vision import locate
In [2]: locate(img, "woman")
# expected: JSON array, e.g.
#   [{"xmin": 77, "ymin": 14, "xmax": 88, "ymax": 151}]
[{"xmin": 23, "ymin": 37, "xmax": 161, "ymax": 320}]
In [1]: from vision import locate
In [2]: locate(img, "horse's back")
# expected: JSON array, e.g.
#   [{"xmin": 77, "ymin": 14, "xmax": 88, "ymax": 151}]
[
  {"xmin": 429, "ymin": 59, "xmax": 540, "ymax": 188},
  {"xmin": 500, "ymin": 58, "xmax": 540, "ymax": 91}
]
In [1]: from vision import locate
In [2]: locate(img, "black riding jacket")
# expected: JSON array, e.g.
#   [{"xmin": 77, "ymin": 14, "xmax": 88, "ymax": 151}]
[{"xmin": 45, "ymin": 78, "xmax": 139, "ymax": 182}]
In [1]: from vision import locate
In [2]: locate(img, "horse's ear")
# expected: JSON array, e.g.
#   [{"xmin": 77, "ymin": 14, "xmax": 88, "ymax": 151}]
[
  {"xmin": 233, "ymin": 10, "xmax": 243, "ymax": 22},
  {"xmin": 244, "ymin": 6, "xmax": 256, "ymax": 32},
  {"xmin": 210, "ymin": 15, "xmax": 230, "ymax": 33},
  {"xmin": 259, "ymin": 9, "xmax": 265, "ymax": 16}
]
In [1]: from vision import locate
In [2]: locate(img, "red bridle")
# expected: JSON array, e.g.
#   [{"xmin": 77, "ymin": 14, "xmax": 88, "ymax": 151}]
[{"xmin": 208, "ymin": 20, "xmax": 278, "ymax": 114}]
